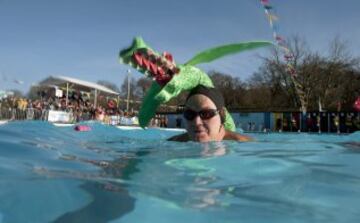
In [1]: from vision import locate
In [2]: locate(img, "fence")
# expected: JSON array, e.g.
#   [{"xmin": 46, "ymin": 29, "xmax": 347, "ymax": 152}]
[
  {"xmin": 0, "ymin": 108, "xmax": 54, "ymax": 121},
  {"xmin": 0, "ymin": 108, "xmax": 139, "ymax": 126},
  {"xmin": 1, "ymin": 108, "xmax": 359, "ymax": 133},
  {"xmin": 166, "ymin": 112, "xmax": 360, "ymax": 133}
]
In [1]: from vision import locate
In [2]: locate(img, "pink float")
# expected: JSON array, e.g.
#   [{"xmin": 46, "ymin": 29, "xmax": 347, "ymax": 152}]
[{"xmin": 74, "ymin": 125, "xmax": 91, "ymax": 132}]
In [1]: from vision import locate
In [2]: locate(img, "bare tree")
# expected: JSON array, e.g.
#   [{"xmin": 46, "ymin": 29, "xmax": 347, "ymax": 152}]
[
  {"xmin": 251, "ymin": 35, "xmax": 360, "ymax": 111},
  {"xmin": 135, "ymin": 77, "xmax": 152, "ymax": 99},
  {"xmin": 208, "ymin": 71, "xmax": 246, "ymax": 109},
  {"xmin": 119, "ymin": 76, "xmax": 138, "ymax": 99}
]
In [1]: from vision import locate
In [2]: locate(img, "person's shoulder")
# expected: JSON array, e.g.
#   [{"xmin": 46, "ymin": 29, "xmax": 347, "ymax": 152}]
[
  {"xmin": 167, "ymin": 133, "xmax": 189, "ymax": 142},
  {"xmin": 224, "ymin": 130, "xmax": 253, "ymax": 142}
]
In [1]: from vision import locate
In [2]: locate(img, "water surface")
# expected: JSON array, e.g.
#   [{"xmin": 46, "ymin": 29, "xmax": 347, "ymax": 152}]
[{"xmin": 0, "ymin": 121, "xmax": 359, "ymax": 223}]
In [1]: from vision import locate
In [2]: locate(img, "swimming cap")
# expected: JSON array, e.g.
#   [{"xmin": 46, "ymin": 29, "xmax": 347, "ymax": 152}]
[{"xmin": 186, "ymin": 85, "xmax": 224, "ymax": 109}]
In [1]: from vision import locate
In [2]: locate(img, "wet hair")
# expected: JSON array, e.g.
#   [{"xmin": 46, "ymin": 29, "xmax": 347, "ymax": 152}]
[{"xmin": 186, "ymin": 85, "xmax": 226, "ymax": 123}]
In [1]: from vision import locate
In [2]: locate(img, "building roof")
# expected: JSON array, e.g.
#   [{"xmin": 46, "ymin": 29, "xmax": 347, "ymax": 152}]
[{"xmin": 40, "ymin": 75, "xmax": 120, "ymax": 95}]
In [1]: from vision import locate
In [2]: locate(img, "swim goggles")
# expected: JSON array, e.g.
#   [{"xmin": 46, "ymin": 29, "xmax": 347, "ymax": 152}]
[{"xmin": 183, "ymin": 108, "xmax": 219, "ymax": 121}]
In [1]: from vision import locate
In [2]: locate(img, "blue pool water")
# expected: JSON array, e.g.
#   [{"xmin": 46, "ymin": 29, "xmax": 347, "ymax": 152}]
[{"xmin": 0, "ymin": 121, "xmax": 359, "ymax": 223}]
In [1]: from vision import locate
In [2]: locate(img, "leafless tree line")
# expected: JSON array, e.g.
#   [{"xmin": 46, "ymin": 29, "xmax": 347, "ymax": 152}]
[{"xmin": 23, "ymin": 36, "xmax": 359, "ymax": 113}]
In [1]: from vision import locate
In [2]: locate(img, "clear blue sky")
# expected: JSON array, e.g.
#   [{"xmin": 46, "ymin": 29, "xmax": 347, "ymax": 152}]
[{"xmin": 1, "ymin": 0, "xmax": 359, "ymax": 93}]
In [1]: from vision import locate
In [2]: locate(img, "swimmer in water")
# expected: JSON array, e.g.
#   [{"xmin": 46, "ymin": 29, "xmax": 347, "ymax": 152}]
[{"xmin": 168, "ymin": 85, "xmax": 252, "ymax": 142}]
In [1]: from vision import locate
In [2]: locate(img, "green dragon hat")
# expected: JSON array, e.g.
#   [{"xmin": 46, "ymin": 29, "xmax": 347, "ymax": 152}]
[{"xmin": 119, "ymin": 37, "xmax": 272, "ymax": 131}]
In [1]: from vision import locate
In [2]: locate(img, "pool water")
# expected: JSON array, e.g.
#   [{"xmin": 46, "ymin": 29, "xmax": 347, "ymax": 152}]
[{"xmin": 0, "ymin": 121, "xmax": 359, "ymax": 223}]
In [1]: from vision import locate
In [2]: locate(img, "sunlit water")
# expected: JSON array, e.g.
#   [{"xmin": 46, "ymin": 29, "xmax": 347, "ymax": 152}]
[{"xmin": 0, "ymin": 121, "xmax": 359, "ymax": 223}]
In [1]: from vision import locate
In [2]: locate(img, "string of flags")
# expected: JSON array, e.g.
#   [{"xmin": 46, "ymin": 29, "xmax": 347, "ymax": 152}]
[
  {"xmin": 259, "ymin": 0, "xmax": 294, "ymax": 67},
  {"xmin": 259, "ymin": 0, "xmax": 307, "ymax": 113}
]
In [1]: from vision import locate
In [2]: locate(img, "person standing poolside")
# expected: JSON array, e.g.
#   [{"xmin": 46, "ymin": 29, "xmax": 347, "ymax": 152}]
[
  {"xmin": 168, "ymin": 85, "xmax": 251, "ymax": 142},
  {"xmin": 175, "ymin": 115, "xmax": 182, "ymax": 128}
]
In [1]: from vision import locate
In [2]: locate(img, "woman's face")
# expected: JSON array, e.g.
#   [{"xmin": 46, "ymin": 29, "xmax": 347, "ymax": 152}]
[{"xmin": 184, "ymin": 94, "xmax": 224, "ymax": 142}]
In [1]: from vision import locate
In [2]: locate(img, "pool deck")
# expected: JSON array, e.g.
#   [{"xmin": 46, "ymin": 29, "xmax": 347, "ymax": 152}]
[
  {"xmin": 52, "ymin": 123, "xmax": 75, "ymax": 127},
  {"xmin": 51, "ymin": 122, "xmax": 185, "ymax": 132},
  {"xmin": 116, "ymin": 126, "xmax": 185, "ymax": 132},
  {"xmin": 0, "ymin": 120, "xmax": 186, "ymax": 132},
  {"xmin": 0, "ymin": 120, "xmax": 9, "ymax": 125}
]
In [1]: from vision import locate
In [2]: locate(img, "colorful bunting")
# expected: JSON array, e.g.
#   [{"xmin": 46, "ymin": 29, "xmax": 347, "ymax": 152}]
[
  {"xmin": 275, "ymin": 35, "xmax": 284, "ymax": 42},
  {"xmin": 267, "ymin": 14, "xmax": 278, "ymax": 22},
  {"xmin": 264, "ymin": 5, "xmax": 272, "ymax": 10},
  {"xmin": 259, "ymin": 0, "xmax": 307, "ymax": 113}
]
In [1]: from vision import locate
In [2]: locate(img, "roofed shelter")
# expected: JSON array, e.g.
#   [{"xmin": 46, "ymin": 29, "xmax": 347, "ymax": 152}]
[{"xmin": 40, "ymin": 75, "xmax": 120, "ymax": 107}]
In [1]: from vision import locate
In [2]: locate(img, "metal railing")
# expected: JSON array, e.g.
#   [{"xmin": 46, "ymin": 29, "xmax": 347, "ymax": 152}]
[
  {"xmin": 1, "ymin": 108, "xmax": 359, "ymax": 133},
  {"xmin": 0, "ymin": 108, "xmax": 140, "ymax": 126},
  {"xmin": 0, "ymin": 108, "xmax": 48, "ymax": 121}
]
